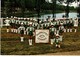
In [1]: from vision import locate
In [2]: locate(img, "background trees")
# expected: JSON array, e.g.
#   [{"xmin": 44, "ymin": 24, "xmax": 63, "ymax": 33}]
[{"xmin": 1, "ymin": 0, "xmax": 77, "ymax": 17}]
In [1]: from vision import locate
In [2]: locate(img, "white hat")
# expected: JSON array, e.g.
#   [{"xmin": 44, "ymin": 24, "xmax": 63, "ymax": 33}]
[
  {"xmin": 39, "ymin": 21, "xmax": 41, "ymax": 23},
  {"xmin": 21, "ymin": 22, "xmax": 23, "ymax": 25},
  {"xmin": 14, "ymin": 16, "xmax": 16, "ymax": 18},
  {"xmin": 29, "ymin": 22, "xmax": 32, "ymax": 25},
  {"xmin": 27, "ymin": 18, "xmax": 29, "ymax": 20},
  {"xmin": 24, "ymin": 18, "xmax": 26, "ymax": 20},
  {"xmin": 6, "ymin": 17, "xmax": 8, "ymax": 18},
  {"xmin": 11, "ymin": 16, "xmax": 13, "ymax": 18}
]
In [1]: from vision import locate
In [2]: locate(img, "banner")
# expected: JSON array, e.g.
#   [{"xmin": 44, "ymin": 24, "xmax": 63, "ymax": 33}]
[{"xmin": 35, "ymin": 30, "xmax": 49, "ymax": 43}]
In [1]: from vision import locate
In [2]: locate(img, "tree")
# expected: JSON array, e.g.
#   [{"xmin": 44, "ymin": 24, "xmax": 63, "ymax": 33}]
[
  {"xmin": 52, "ymin": 0, "xmax": 56, "ymax": 18},
  {"xmin": 77, "ymin": 0, "xmax": 80, "ymax": 17},
  {"xmin": 58, "ymin": 0, "xmax": 75, "ymax": 18},
  {"xmin": 5, "ymin": 0, "xmax": 11, "ymax": 17}
]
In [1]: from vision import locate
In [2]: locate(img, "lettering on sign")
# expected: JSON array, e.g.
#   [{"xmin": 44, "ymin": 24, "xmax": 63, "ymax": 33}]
[{"xmin": 35, "ymin": 30, "xmax": 49, "ymax": 43}]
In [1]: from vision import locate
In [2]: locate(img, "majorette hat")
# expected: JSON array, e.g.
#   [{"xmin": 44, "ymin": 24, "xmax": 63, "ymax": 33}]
[
  {"xmin": 11, "ymin": 16, "xmax": 13, "ymax": 18},
  {"xmin": 29, "ymin": 22, "xmax": 32, "ymax": 25},
  {"xmin": 24, "ymin": 18, "xmax": 26, "ymax": 20},
  {"xmin": 6, "ymin": 17, "xmax": 9, "ymax": 19},
  {"xmin": 14, "ymin": 16, "xmax": 17, "ymax": 19},
  {"xmin": 14, "ymin": 16, "xmax": 16, "ymax": 18},
  {"xmin": 21, "ymin": 22, "xmax": 24, "ymax": 25},
  {"xmin": 27, "ymin": 18, "xmax": 29, "ymax": 20},
  {"xmin": 39, "ymin": 21, "xmax": 42, "ymax": 23},
  {"xmin": 6, "ymin": 17, "xmax": 10, "ymax": 20}
]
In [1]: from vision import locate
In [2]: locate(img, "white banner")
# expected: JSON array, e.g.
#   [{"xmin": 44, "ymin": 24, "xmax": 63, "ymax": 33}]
[{"xmin": 35, "ymin": 30, "xmax": 49, "ymax": 43}]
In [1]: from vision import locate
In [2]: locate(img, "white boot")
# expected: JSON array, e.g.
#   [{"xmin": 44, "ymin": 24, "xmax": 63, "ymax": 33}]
[
  {"xmin": 56, "ymin": 44, "xmax": 58, "ymax": 47},
  {"xmin": 64, "ymin": 29, "xmax": 66, "ymax": 32},
  {"xmin": 58, "ymin": 45, "xmax": 60, "ymax": 48},
  {"xmin": 75, "ymin": 29, "xmax": 77, "ymax": 32},
  {"xmin": 11, "ymin": 29, "xmax": 14, "ymax": 32},
  {"xmin": 7, "ymin": 29, "xmax": 9, "ymax": 32},
  {"xmin": 20, "ymin": 37, "xmax": 24, "ymax": 42},
  {"xmin": 14, "ymin": 29, "xmax": 16, "ymax": 33},
  {"xmin": 50, "ymin": 39, "xmax": 53, "ymax": 45},
  {"xmin": 70, "ymin": 29, "xmax": 72, "ymax": 32},
  {"xmin": 67, "ymin": 29, "xmax": 69, "ymax": 32},
  {"xmin": 29, "ymin": 39, "xmax": 32, "ymax": 45},
  {"xmin": 13, "ymin": 29, "xmax": 15, "ymax": 33},
  {"xmin": 24, "ymin": 31, "xmax": 26, "ymax": 35}
]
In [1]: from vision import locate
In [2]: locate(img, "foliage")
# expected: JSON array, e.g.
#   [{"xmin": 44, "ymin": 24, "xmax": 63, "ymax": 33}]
[{"xmin": 1, "ymin": 0, "xmax": 77, "ymax": 17}]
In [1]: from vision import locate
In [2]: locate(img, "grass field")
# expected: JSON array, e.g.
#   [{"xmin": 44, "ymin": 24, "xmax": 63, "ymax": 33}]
[{"xmin": 1, "ymin": 27, "xmax": 80, "ymax": 55}]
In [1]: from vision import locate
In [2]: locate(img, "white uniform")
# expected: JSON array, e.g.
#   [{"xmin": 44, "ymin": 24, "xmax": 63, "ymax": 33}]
[
  {"xmin": 26, "ymin": 27, "xmax": 34, "ymax": 35},
  {"xmin": 50, "ymin": 27, "xmax": 56, "ymax": 32},
  {"xmin": 11, "ymin": 19, "xmax": 15, "ymax": 24},
  {"xmin": 26, "ymin": 26, "xmax": 34, "ymax": 45},
  {"xmin": 73, "ymin": 18, "xmax": 78, "ymax": 32},
  {"xmin": 74, "ymin": 19, "xmax": 78, "ymax": 27},
  {"xmin": 18, "ymin": 26, "xmax": 25, "ymax": 42},
  {"xmin": 4, "ymin": 19, "xmax": 10, "ymax": 32},
  {"xmin": 18, "ymin": 26, "xmax": 25, "ymax": 34},
  {"xmin": 59, "ymin": 26, "xmax": 64, "ymax": 31},
  {"xmin": 4, "ymin": 19, "xmax": 10, "ymax": 26},
  {"xmin": 49, "ymin": 22, "xmax": 53, "ymax": 26}
]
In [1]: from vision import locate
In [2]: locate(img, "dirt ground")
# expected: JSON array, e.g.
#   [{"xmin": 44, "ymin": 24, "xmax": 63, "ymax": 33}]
[{"xmin": 43, "ymin": 51, "xmax": 80, "ymax": 55}]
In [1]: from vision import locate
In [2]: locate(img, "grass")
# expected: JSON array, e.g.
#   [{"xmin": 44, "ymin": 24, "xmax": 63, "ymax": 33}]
[{"xmin": 1, "ymin": 27, "xmax": 80, "ymax": 55}]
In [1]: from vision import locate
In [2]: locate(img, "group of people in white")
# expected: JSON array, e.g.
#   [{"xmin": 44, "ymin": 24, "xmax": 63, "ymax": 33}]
[{"xmin": 3, "ymin": 16, "xmax": 79, "ymax": 48}]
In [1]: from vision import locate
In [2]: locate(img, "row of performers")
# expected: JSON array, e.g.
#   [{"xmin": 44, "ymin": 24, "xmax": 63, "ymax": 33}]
[
  {"xmin": 6, "ymin": 22, "xmax": 63, "ymax": 48},
  {"xmin": 4, "ymin": 18, "xmax": 78, "ymax": 48},
  {"xmin": 4, "ymin": 17, "xmax": 78, "ymax": 33}
]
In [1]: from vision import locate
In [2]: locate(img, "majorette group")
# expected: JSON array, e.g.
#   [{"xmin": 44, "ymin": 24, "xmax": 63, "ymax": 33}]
[{"xmin": 3, "ymin": 16, "xmax": 78, "ymax": 48}]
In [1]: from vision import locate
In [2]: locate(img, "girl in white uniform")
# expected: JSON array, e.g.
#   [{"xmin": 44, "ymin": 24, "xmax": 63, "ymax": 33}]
[
  {"xmin": 55, "ymin": 34, "xmax": 61, "ymax": 48},
  {"xmin": 58, "ymin": 22, "xmax": 64, "ymax": 45},
  {"xmin": 26, "ymin": 22, "xmax": 34, "ymax": 45},
  {"xmin": 59, "ymin": 22, "xmax": 64, "ymax": 35},
  {"xmin": 73, "ymin": 18, "xmax": 78, "ymax": 32},
  {"xmin": 18, "ymin": 23, "xmax": 25, "ymax": 42},
  {"xmin": 49, "ymin": 25, "xmax": 56, "ymax": 45},
  {"xmin": 4, "ymin": 17, "xmax": 10, "ymax": 32}
]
